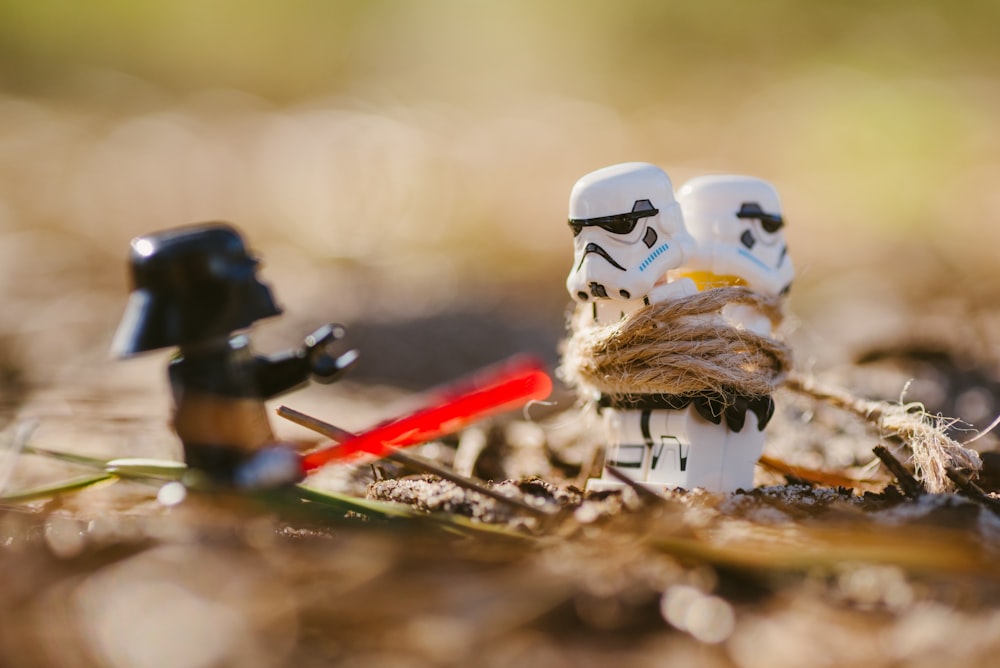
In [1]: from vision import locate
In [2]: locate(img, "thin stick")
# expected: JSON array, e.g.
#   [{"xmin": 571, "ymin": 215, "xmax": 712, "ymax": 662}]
[
  {"xmin": 574, "ymin": 439, "xmax": 605, "ymax": 490},
  {"xmin": 604, "ymin": 465, "xmax": 667, "ymax": 504},
  {"xmin": 757, "ymin": 454, "xmax": 880, "ymax": 489},
  {"xmin": 278, "ymin": 406, "xmax": 354, "ymax": 442},
  {"xmin": 946, "ymin": 467, "xmax": 1000, "ymax": 512},
  {"xmin": 278, "ymin": 405, "xmax": 552, "ymax": 517},
  {"xmin": 873, "ymin": 445, "xmax": 924, "ymax": 498}
]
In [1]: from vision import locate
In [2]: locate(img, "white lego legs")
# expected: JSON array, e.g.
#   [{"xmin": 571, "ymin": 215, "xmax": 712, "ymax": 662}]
[{"xmin": 587, "ymin": 406, "xmax": 764, "ymax": 493}]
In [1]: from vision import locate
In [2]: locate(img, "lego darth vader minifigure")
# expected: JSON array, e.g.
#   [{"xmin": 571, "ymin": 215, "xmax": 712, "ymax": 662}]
[{"xmin": 112, "ymin": 222, "xmax": 357, "ymax": 489}]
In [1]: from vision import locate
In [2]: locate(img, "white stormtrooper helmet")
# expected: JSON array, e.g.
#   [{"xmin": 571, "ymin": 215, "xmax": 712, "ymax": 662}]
[
  {"xmin": 566, "ymin": 162, "xmax": 694, "ymax": 303},
  {"xmin": 676, "ymin": 175, "xmax": 793, "ymax": 297}
]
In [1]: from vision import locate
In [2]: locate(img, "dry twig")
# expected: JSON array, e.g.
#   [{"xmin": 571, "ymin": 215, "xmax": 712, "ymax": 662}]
[
  {"xmin": 278, "ymin": 405, "xmax": 553, "ymax": 517},
  {"xmin": 872, "ymin": 445, "xmax": 925, "ymax": 498}
]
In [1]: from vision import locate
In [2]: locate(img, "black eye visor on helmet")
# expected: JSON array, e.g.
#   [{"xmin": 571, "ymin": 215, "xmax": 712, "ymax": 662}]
[
  {"xmin": 736, "ymin": 202, "xmax": 784, "ymax": 233},
  {"xmin": 569, "ymin": 199, "xmax": 659, "ymax": 237}
]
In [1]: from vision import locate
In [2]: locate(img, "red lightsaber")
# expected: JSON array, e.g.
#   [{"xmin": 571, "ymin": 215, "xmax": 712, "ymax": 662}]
[{"xmin": 299, "ymin": 356, "xmax": 553, "ymax": 471}]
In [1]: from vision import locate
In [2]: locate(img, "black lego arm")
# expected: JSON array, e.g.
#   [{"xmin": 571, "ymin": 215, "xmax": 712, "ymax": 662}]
[{"xmin": 255, "ymin": 324, "xmax": 359, "ymax": 399}]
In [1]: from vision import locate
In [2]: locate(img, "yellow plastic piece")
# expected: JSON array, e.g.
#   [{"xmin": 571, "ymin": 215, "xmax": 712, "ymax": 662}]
[{"xmin": 674, "ymin": 270, "xmax": 747, "ymax": 292}]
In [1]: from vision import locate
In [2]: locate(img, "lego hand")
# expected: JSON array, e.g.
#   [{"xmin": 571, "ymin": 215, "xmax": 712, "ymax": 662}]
[{"xmin": 303, "ymin": 324, "xmax": 359, "ymax": 384}]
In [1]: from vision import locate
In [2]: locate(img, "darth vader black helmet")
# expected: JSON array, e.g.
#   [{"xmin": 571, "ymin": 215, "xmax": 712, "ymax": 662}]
[{"xmin": 111, "ymin": 223, "xmax": 282, "ymax": 356}]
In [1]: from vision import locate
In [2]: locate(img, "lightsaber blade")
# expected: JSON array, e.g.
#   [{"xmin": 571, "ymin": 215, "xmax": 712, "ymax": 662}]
[{"xmin": 296, "ymin": 356, "xmax": 553, "ymax": 472}]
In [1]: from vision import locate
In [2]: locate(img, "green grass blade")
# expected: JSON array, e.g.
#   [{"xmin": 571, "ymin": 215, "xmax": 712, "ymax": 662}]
[
  {"xmin": 23, "ymin": 445, "xmax": 186, "ymax": 482},
  {"xmin": 295, "ymin": 484, "xmax": 423, "ymax": 520},
  {"xmin": 0, "ymin": 474, "xmax": 117, "ymax": 504},
  {"xmin": 422, "ymin": 511, "xmax": 535, "ymax": 540},
  {"xmin": 22, "ymin": 444, "xmax": 110, "ymax": 469},
  {"xmin": 296, "ymin": 484, "xmax": 534, "ymax": 539},
  {"xmin": 105, "ymin": 458, "xmax": 187, "ymax": 481}
]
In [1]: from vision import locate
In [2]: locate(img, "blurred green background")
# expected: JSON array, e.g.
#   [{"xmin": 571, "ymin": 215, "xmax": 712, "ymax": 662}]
[{"xmin": 1, "ymin": 0, "xmax": 998, "ymax": 390}]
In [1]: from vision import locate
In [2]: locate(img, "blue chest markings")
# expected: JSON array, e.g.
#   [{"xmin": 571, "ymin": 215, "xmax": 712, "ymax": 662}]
[
  {"xmin": 738, "ymin": 247, "xmax": 771, "ymax": 270},
  {"xmin": 638, "ymin": 243, "xmax": 671, "ymax": 272}
]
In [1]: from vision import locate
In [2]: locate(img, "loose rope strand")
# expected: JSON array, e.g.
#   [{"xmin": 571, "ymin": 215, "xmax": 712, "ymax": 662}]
[{"xmin": 784, "ymin": 372, "xmax": 982, "ymax": 494}]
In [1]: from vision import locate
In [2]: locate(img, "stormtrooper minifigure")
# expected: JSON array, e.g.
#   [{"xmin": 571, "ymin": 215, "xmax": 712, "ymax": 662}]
[
  {"xmin": 566, "ymin": 162, "xmax": 706, "ymax": 492},
  {"xmin": 111, "ymin": 222, "xmax": 358, "ymax": 489},
  {"xmin": 566, "ymin": 164, "xmax": 792, "ymax": 493},
  {"xmin": 671, "ymin": 174, "xmax": 794, "ymax": 491},
  {"xmin": 676, "ymin": 174, "xmax": 793, "ymax": 299}
]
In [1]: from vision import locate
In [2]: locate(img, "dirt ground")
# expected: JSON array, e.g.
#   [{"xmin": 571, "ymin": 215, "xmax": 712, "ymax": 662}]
[{"xmin": 3, "ymin": 252, "xmax": 1000, "ymax": 668}]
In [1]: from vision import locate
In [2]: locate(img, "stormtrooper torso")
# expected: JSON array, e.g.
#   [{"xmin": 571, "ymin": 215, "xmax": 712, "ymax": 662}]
[
  {"xmin": 586, "ymin": 272, "xmax": 772, "ymax": 493},
  {"xmin": 590, "ymin": 277, "xmax": 698, "ymax": 326}
]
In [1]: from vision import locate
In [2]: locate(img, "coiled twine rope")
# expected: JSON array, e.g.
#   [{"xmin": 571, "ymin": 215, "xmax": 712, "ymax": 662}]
[{"xmin": 559, "ymin": 285, "xmax": 982, "ymax": 493}]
